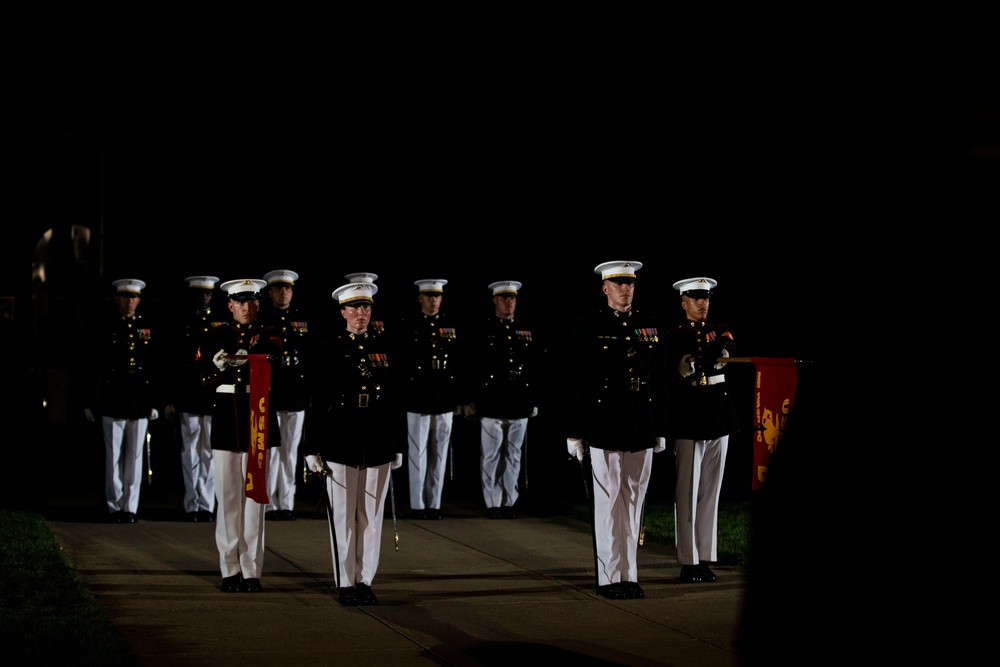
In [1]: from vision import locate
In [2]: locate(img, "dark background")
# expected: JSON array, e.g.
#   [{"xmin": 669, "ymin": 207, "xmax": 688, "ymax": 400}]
[{"xmin": 4, "ymin": 57, "xmax": 999, "ymax": 512}]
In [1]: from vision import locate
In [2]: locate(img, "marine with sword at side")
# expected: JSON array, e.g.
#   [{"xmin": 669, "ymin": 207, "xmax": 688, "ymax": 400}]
[
  {"xmin": 304, "ymin": 280, "xmax": 403, "ymax": 606},
  {"xmin": 566, "ymin": 261, "xmax": 669, "ymax": 601}
]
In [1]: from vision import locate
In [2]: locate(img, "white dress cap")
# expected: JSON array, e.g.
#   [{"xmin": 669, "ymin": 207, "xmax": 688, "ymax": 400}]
[
  {"xmin": 672, "ymin": 276, "xmax": 718, "ymax": 295},
  {"xmin": 414, "ymin": 279, "xmax": 448, "ymax": 293},
  {"xmin": 489, "ymin": 281, "xmax": 522, "ymax": 296},
  {"xmin": 112, "ymin": 279, "xmax": 146, "ymax": 294},
  {"xmin": 333, "ymin": 282, "xmax": 378, "ymax": 304},
  {"xmin": 185, "ymin": 275, "xmax": 220, "ymax": 290},
  {"xmin": 345, "ymin": 272, "xmax": 378, "ymax": 284},
  {"xmin": 220, "ymin": 279, "xmax": 267, "ymax": 301},
  {"xmin": 263, "ymin": 269, "xmax": 299, "ymax": 286},
  {"xmin": 594, "ymin": 261, "xmax": 642, "ymax": 281}
]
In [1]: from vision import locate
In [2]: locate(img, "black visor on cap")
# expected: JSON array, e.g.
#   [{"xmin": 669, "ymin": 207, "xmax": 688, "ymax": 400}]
[
  {"xmin": 683, "ymin": 289, "xmax": 712, "ymax": 299},
  {"xmin": 608, "ymin": 277, "xmax": 635, "ymax": 285},
  {"xmin": 230, "ymin": 292, "xmax": 259, "ymax": 303}
]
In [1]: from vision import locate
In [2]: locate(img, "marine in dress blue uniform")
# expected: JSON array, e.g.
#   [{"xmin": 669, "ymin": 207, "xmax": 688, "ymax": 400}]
[
  {"xmin": 398, "ymin": 279, "xmax": 470, "ymax": 520},
  {"xmin": 304, "ymin": 281, "xmax": 402, "ymax": 606},
  {"xmin": 196, "ymin": 278, "xmax": 283, "ymax": 593},
  {"xmin": 471, "ymin": 280, "xmax": 541, "ymax": 519},
  {"xmin": 663, "ymin": 276, "xmax": 740, "ymax": 584},
  {"xmin": 164, "ymin": 275, "xmax": 225, "ymax": 521},
  {"xmin": 258, "ymin": 269, "xmax": 310, "ymax": 521},
  {"xmin": 83, "ymin": 278, "xmax": 162, "ymax": 523},
  {"xmin": 566, "ymin": 262, "xmax": 668, "ymax": 600}
]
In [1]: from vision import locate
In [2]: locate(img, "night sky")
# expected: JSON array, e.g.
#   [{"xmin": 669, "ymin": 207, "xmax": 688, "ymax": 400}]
[{"xmin": 8, "ymin": 66, "xmax": 1000, "ymax": 383}]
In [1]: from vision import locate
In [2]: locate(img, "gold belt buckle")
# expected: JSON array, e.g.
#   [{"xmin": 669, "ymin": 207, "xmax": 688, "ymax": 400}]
[
  {"xmin": 431, "ymin": 359, "xmax": 441, "ymax": 370},
  {"xmin": 628, "ymin": 378, "xmax": 640, "ymax": 392},
  {"xmin": 358, "ymin": 394, "xmax": 369, "ymax": 408},
  {"xmin": 698, "ymin": 375, "xmax": 708, "ymax": 386}
]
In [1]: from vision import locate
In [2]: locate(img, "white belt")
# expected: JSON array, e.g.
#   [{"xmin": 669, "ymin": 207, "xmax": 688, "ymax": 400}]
[
  {"xmin": 690, "ymin": 375, "xmax": 725, "ymax": 387},
  {"xmin": 216, "ymin": 384, "xmax": 251, "ymax": 394}
]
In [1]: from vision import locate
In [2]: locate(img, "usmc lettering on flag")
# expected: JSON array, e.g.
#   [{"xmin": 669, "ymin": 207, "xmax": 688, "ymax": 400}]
[{"xmin": 245, "ymin": 355, "xmax": 272, "ymax": 503}]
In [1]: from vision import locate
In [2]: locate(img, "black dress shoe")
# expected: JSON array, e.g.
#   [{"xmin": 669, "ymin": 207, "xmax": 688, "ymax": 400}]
[
  {"xmin": 679, "ymin": 565, "xmax": 704, "ymax": 583},
  {"xmin": 500, "ymin": 507, "xmax": 517, "ymax": 519},
  {"xmin": 199, "ymin": 510, "xmax": 215, "ymax": 522},
  {"xmin": 486, "ymin": 508, "xmax": 501, "ymax": 519},
  {"xmin": 355, "ymin": 583, "xmax": 378, "ymax": 605},
  {"xmin": 125, "ymin": 512, "xmax": 138, "ymax": 523},
  {"xmin": 596, "ymin": 584, "xmax": 626, "ymax": 600},
  {"xmin": 698, "ymin": 563, "xmax": 717, "ymax": 582},
  {"xmin": 283, "ymin": 510, "xmax": 296, "ymax": 521},
  {"xmin": 622, "ymin": 582, "xmax": 645, "ymax": 599},
  {"xmin": 239, "ymin": 578, "xmax": 262, "ymax": 592},
  {"xmin": 186, "ymin": 511, "xmax": 200, "ymax": 522},
  {"xmin": 221, "ymin": 575, "xmax": 242, "ymax": 593},
  {"xmin": 427, "ymin": 508, "xmax": 443, "ymax": 520},
  {"xmin": 109, "ymin": 511, "xmax": 125, "ymax": 523},
  {"xmin": 338, "ymin": 587, "xmax": 357, "ymax": 606},
  {"xmin": 265, "ymin": 510, "xmax": 280, "ymax": 521}
]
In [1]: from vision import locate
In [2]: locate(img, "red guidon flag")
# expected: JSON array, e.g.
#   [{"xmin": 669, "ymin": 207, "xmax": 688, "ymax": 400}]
[
  {"xmin": 750, "ymin": 357, "xmax": 798, "ymax": 491},
  {"xmin": 245, "ymin": 354, "xmax": 271, "ymax": 503}
]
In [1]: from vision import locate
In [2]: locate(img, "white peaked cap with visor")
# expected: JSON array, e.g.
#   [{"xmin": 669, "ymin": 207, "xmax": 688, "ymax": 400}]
[
  {"xmin": 333, "ymin": 282, "xmax": 377, "ymax": 304},
  {"xmin": 594, "ymin": 261, "xmax": 642, "ymax": 282}
]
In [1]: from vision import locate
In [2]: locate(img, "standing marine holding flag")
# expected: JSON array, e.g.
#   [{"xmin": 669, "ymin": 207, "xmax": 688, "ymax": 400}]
[
  {"xmin": 304, "ymin": 280, "xmax": 403, "ymax": 606},
  {"xmin": 663, "ymin": 276, "xmax": 740, "ymax": 584},
  {"xmin": 197, "ymin": 278, "xmax": 283, "ymax": 593},
  {"xmin": 566, "ymin": 261, "xmax": 668, "ymax": 600}
]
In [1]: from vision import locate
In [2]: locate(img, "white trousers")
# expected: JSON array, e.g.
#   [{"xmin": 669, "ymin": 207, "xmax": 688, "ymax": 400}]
[
  {"xmin": 266, "ymin": 410, "xmax": 304, "ymax": 512},
  {"xmin": 101, "ymin": 416, "xmax": 148, "ymax": 514},
  {"xmin": 590, "ymin": 447, "xmax": 653, "ymax": 587},
  {"xmin": 479, "ymin": 416, "xmax": 528, "ymax": 509},
  {"xmin": 213, "ymin": 449, "xmax": 266, "ymax": 579},
  {"xmin": 179, "ymin": 412, "xmax": 215, "ymax": 513},
  {"xmin": 673, "ymin": 435, "xmax": 729, "ymax": 565},
  {"xmin": 321, "ymin": 461, "xmax": 391, "ymax": 589},
  {"xmin": 406, "ymin": 411, "xmax": 452, "ymax": 510}
]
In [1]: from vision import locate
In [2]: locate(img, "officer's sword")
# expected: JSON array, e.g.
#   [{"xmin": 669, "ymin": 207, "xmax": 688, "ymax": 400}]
[
  {"xmin": 522, "ymin": 424, "xmax": 529, "ymax": 490},
  {"xmin": 304, "ymin": 465, "xmax": 340, "ymax": 589},
  {"xmin": 389, "ymin": 470, "xmax": 399, "ymax": 551},
  {"xmin": 448, "ymin": 418, "xmax": 455, "ymax": 481},
  {"xmin": 639, "ymin": 495, "xmax": 647, "ymax": 546},
  {"xmin": 146, "ymin": 431, "xmax": 152, "ymax": 484}
]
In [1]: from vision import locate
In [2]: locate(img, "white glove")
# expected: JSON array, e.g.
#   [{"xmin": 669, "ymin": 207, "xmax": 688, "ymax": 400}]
[
  {"xmin": 567, "ymin": 438, "xmax": 585, "ymax": 461},
  {"xmin": 714, "ymin": 348, "xmax": 729, "ymax": 370},
  {"xmin": 529, "ymin": 406, "xmax": 539, "ymax": 418},
  {"xmin": 149, "ymin": 408, "xmax": 159, "ymax": 421},
  {"xmin": 228, "ymin": 348, "xmax": 248, "ymax": 367},
  {"xmin": 84, "ymin": 408, "xmax": 95, "ymax": 422},
  {"xmin": 391, "ymin": 453, "xmax": 403, "ymax": 470},
  {"xmin": 212, "ymin": 349, "xmax": 227, "ymax": 371},
  {"xmin": 305, "ymin": 454, "xmax": 325, "ymax": 474},
  {"xmin": 653, "ymin": 437, "xmax": 666, "ymax": 453},
  {"xmin": 461, "ymin": 403, "xmax": 476, "ymax": 418},
  {"xmin": 678, "ymin": 354, "xmax": 696, "ymax": 378}
]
